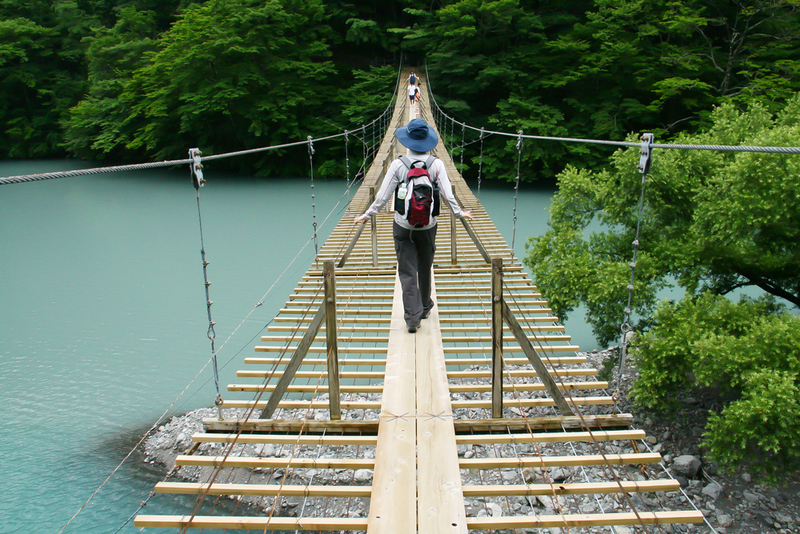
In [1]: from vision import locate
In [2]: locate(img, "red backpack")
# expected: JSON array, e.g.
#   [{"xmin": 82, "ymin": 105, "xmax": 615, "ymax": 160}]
[{"xmin": 394, "ymin": 156, "xmax": 440, "ymax": 228}]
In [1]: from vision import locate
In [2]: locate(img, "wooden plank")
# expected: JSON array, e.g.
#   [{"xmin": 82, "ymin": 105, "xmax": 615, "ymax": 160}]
[
  {"xmin": 449, "ymin": 381, "xmax": 609, "ymax": 393},
  {"xmin": 202, "ymin": 418, "xmax": 379, "ymax": 434},
  {"xmin": 192, "ymin": 433, "xmax": 378, "ymax": 446},
  {"xmin": 461, "ymin": 479, "xmax": 680, "ymax": 496},
  {"xmin": 175, "ymin": 455, "xmax": 375, "ymax": 469},
  {"xmin": 456, "ymin": 430, "xmax": 646, "ymax": 445},
  {"xmin": 155, "ymin": 482, "xmax": 371, "ymax": 497},
  {"xmin": 134, "ymin": 515, "xmax": 369, "ymax": 530},
  {"xmin": 414, "ymin": 284, "xmax": 468, "ymax": 534},
  {"xmin": 227, "ymin": 383, "xmax": 383, "ymax": 394},
  {"xmin": 465, "ymin": 511, "xmax": 706, "ymax": 529},
  {"xmin": 367, "ymin": 275, "xmax": 417, "ymax": 534},
  {"xmin": 452, "ymin": 414, "xmax": 633, "ymax": 433},
  {"xmin": 449, "ymin": 396, "xmax": 614, "ymax": 410},
  {"xmin": 459, "ymin": 452, "xmax": 662, "ymax": 469}
]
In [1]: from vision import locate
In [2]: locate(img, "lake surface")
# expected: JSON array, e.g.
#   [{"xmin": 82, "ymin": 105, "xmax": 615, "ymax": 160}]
[{"xmin": 0, "ymin": 160, "xmax": 598, "ymax": 533}]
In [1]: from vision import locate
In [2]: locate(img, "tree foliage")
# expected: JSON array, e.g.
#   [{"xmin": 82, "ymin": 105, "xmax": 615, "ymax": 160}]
[
  {"xmin": 2, "ymin": 0, "xmax": 800, "ymax": 180},
  {"xmin": 524, "ymin": 95, "xmax": 800, "ymax": 345},
  {"xmin": 631, "ymin": 293, "xmax": 800, "ymax": 483}
]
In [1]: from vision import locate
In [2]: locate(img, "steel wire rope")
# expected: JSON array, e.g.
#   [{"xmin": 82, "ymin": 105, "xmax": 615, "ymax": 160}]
[
  {"xmin": 450, "ymin": 241, "xmax": 574, "ymax": 531},
  {"xmin": 433, "ymin": 191, "xmax": 571, "ymax": 530},
  {"xmin": 638, "ymin": 440, "xmax": 721, "ymax": 534},
  {"xmin": 615, "ymin": 135, "xmax": 652, "ymax": 402},
  {"xmin": 0, "ymin": 94, "xmax": 401, "ymax": 187},
  {"xmin": 57, "ymin": 87, "xmax": 399, "ymax": 534},
  {"xmin": 164, "ymin": 171, "xmax": 370, "ymax": 421},
  {"xmin": 423, "ymin": 64, "xmax": 800, "ymax": 157},
  {"xmin": 511, "ymin": 130, "xmax": 523, "ymax": 255},
  {"xmin": 244, "ymin": 154, "xmax": 391, "ymax": 528},
  {"xmin": 178, "ymin": 162, "xmax": 416, "ymax": 528},
  {"xmin": 477, "ymin": 128, "xmax": 485, "ymax": 199},
  {"xmin": 177, "ymin": 282, "xmax": 327, "ymax": 534},
  {"xmin": 561, "ymin": 435, "xmax": 631, "ymax": 534},
  {"xmin": 501, "ymin": 280, "xmax": 651, "ymax": 533},
  {"xmin": 308, "ymin": 136, "xmax": 319, "ymax": 257}
]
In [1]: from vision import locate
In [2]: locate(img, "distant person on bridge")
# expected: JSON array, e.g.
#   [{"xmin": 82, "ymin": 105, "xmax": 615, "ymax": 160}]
[
  {"xmin": 354, "ymin": 119, "xmax": 472, "ymax": 333},
  {"xmin": 409, "ymin": 71, "xmax": 416, "ymax": 85},
  {"xmin": 407, "ymin": 81, "xmax": 417, "ymax": 104}
]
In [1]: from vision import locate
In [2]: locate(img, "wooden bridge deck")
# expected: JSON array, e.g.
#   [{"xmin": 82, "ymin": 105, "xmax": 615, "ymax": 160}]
[{"xmin": 135, "ymin": 75, "xmax": 704, "ymax": 532}]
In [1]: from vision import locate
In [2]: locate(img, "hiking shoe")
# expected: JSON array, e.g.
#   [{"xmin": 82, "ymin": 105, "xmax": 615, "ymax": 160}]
[
  {"xmin": 421, "ymin": 308, "xmax": 432, "ymax": 319},
  {"xmin": 407, "ymin": 324, "xmax": 418, "ymax": 333}
]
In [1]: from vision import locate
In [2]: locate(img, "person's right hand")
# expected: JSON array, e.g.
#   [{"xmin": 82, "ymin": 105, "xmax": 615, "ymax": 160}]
[{"xmin": 354, "ymin": 214, "xmax": 368, "ymax": 225}]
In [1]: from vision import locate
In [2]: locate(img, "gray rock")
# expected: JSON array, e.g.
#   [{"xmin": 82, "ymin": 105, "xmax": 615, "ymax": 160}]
[
  {"xmin": 718, "ymin": 514, "xmax": 734, "ymax": 527},
  {"xmin": 743, "ymin": 490, "xmax": 761, "ymax": 503},
  {"xmin": 354, "ymin": 469, "xmax": 373, "ymax": 483},
  {"xmin": 672, "ymin": 455, "xmax": 702, "ymax": 478},
  {"xmin": 702, "ymin": 482, "xmax": 724, "ymax": 500},
  {"xmin": 487, "ymin": 502, "xmax": 503, "ymax": 517}
]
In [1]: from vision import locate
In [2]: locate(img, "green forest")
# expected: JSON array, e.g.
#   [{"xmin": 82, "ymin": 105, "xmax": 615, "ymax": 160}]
[{"xmin": 2, "ymin": 0, "xmax": 799, "ymax": 482}]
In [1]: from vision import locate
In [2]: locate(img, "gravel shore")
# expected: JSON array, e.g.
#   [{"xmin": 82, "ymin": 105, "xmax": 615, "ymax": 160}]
[{"xmin": 142, "ymin": 347, "xmax": 799, "ymax": 533}]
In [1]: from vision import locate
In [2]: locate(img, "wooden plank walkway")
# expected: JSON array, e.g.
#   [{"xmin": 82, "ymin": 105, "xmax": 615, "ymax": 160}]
[{"xmin": 135, "ymin": 72, "xmax": 705, "ymax": 532}]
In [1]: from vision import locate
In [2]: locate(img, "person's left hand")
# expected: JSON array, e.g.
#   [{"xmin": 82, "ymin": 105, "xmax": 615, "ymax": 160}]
[{"xmin": 462, "ymin": 210, "xmax": 473, "ymax": 220}]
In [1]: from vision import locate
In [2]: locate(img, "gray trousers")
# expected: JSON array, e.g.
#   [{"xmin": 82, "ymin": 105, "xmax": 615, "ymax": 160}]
[{"xmin": 393, "ymin": 221, "xmax": 437, "ymax": 327}]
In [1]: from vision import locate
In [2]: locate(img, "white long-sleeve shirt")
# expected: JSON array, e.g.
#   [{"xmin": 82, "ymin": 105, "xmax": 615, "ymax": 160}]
[{"xmin": 360, "ymin": 150, "xmax": 465, "ymax": 230}]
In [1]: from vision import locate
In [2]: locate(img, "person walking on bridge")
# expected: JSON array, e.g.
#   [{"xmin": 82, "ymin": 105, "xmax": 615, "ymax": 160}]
[{"xmin": 354, "ymin": 118, "xmax": 472, "ymax": 333}]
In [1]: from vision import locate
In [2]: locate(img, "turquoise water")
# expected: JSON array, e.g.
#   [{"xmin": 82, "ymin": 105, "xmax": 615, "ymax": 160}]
[{"xmin": 0, "ymin": 160, "xmax": 596, "ymax": 533}]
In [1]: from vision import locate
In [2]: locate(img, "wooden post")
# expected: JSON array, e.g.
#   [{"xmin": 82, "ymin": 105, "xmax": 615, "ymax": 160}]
[
  {"xmin": 259, "ymin": 303, "xmax": 326, "ymax": 419},
  {"xmin": 502, "ymin": 301, "xmax": 574, "ymax": 416},
  {"xmin": 491, "ymin": 258, "xmax": 503, "ymax": 418},
  {"xmin": 324, "ymin": 261, "xmax": 341, "ymax": 420},
  {"xmin": 369, "ymin": 186, "xmax": 378, "ymax": 267}
]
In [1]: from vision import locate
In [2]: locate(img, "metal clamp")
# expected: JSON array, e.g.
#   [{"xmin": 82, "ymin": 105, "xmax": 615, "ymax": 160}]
[
  {"xmin": 189, "ymin": 148, "xmax": 204, "ymax": 189},
  {"xmin": 637, "ymin": 133, "xmax": 654, "ymax": 174}
]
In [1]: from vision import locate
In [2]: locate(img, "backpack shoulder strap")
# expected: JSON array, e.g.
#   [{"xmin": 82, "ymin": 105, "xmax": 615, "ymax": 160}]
[{"xmin": 424, "ymin": 155, "xmax": 439, "ymax": 182}]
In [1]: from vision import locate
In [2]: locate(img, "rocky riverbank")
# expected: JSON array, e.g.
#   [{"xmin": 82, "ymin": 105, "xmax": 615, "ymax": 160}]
[{"xmin": 141, "ymin": 347, "xmax": 799, "ymax": 533}]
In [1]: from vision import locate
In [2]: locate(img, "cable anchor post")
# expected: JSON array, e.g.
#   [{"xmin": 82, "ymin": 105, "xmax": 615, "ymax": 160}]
[{"xmin": 189, "ymin": 148, "xmax": 204, "ymax": 190}]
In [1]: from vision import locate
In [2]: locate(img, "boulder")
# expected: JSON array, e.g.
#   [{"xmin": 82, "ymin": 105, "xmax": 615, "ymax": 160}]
[{"xmin": 672, "ymin": 455, "xmax": 702, "ymax": 478}]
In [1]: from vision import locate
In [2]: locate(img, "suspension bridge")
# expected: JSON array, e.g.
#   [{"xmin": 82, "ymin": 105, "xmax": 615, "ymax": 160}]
[{"xmin": 118, "ymin": 70, "xmax": 711, "ymax": 533}]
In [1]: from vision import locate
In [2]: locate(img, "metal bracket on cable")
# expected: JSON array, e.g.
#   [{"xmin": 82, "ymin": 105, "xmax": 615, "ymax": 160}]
[
  {"xmin": 637, "ymin": 133, "xmax": 654, "ymax": 174},
  {"xmin": 189, "ymin": 148, "xmax": 204, "ymax": 189}
]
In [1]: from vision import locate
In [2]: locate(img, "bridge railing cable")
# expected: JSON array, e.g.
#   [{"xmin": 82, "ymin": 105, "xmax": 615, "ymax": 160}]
[{"xmin": 424, "ymin": 65, "xmax": 800, "ymax": 156}]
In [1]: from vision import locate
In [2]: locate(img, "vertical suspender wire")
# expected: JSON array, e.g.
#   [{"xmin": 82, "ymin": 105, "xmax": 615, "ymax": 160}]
[
  {"xmin": 510, "ymin": 130, "xmax": 523, "ymax": 255},
  {"xmin": 308, "ymin": 136, "xmax": 318, "ymax": 257},
  {"xmin": 344, "ymin": 130, "xmax": 351, "ymax": 202},
  {"xmin": 615, "ymin": 133, "xmax": 654, "ymax": 400},
  {"xmin": 361, "ymin": 124, "xmax": 367, "ymax": 171},
  {"xmin": 191, "ymin": 161, "xmax": 224, "ymax": 419},
  {"xmin": 477, "ymin": 127, "xmax": 485, "ymax": 199},
  {"xmin": 459, "ymin": 122, "xmax": 465, "ymax": 177}
]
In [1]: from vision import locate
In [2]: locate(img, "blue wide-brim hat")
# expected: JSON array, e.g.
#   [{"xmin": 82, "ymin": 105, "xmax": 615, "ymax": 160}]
[{"xmin": 395, "ymin": 118, "xmax": 439, "ymax": 152}]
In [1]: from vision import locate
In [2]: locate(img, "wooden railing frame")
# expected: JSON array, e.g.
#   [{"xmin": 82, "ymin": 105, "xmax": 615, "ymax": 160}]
[
  {"xmin": 259, "ymin": 260, "xmax": 341, "ymax": 420},
  {"xmin": 491, "ymin": 257, "xmax": 574, "ymax": 417}
]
